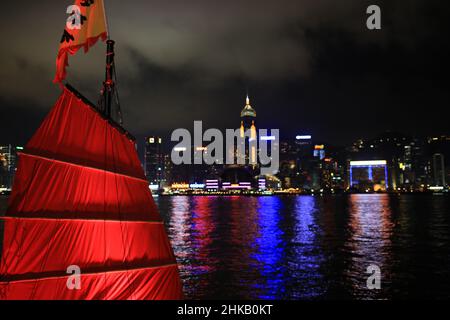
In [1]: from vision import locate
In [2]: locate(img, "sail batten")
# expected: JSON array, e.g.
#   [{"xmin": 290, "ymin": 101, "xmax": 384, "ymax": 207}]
[
  {"xmin": 18, "ymin": 152, "xmax": 149, "ymax": 183},
  {"xmin": 1, "ymin": 266, "xmax": 182, "ymax": 300},
  {"xmin": 0, "ymin": 85, "xmax": 183, "ymax": 300},
  {"xmin": 7, "ymin": 152, "xmax": 160, "ymax": 221},
  {"xmin": 1, "ymin": 219, "xmax": 175, "ymax": 275},
  {"xmin": 1, "ymin": 263, "xmax": 179, "ymax": 283},
  {"xmin": 1, "ymin": 217, "xmax": 164, "ymax": 223}
]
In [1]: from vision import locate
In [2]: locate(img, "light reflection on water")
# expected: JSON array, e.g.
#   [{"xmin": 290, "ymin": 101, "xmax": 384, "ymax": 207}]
[
  {"xmin": 346, "ymin": 194, "xmax": 395, "ymax": 299},
  {"xmin": 157, "ymin": 194, "xmax": 450, "ymax": 300},
  {"xmin": 289, "ymin": 196, "xmax": 326, "ymax": 299},
  {"xmin": 251, "ymin": 196, "xmax": 286, "ymax": 299}
]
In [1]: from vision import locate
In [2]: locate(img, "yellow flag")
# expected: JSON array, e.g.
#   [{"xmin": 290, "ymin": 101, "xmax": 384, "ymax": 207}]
[{"xmin": 54, "ymin": 0, "xmax": 108, "ymax": 83}]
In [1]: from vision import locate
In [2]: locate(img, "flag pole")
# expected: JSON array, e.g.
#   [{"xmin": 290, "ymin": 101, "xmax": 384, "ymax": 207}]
[
  {"xmin": 104, "ymin": 40, "xmax": 115, "ymax": 119},
  {"xmin": 102, "ymin": 0, "xmax": 114, "ymax": 118}
]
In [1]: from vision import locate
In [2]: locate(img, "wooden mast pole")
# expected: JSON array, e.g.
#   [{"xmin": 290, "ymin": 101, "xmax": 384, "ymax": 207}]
[{"xmin": 102, "ymin": 0, "xmax": 114, "ymax": 119}]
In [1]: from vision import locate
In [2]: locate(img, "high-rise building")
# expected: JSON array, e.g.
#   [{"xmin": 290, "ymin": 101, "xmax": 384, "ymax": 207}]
[
  {"xmin": 349, "ymin": 132, "xmax": 413, "ymax": 190},
  {"xmin": 349, "ymin": 160, "xmax": 389, "ymax": 192},
  {"xmin": 277, "ymin": 135, "xmax": 319, "ymax": 190},
  {"xmin": 239, "ymin": 95, "xmax": 257, "ymax": 166},
  {"xmin": 402, "ymin": 137, "xmax": 429, "ymax": 190},
  {"xmin": 144, "ymin": 136, "xmax": 164, "ymax": 188},
  {"xmin": 278, "ymin": 139, "xmax": 299, "ymax": 188},
  {"xmin": 428, "ymin": 135, "xmax": 450, "ymax": 188},
  {"xmin": 0, "ymin": 145, "xmax": 19, "ymax": 191},
  {"xmin": 432, "ymin": 153, "xmax": 446, "ymax": 187},
  {"xmin": 221, "ymin": 95, "xmax": 259, "ymax": 189}
]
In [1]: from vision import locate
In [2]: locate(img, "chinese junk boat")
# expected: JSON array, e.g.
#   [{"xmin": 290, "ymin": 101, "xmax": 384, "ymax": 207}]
[{"xmin": 0, "ymin": 1, "xmax": 183, "ymax": 300}]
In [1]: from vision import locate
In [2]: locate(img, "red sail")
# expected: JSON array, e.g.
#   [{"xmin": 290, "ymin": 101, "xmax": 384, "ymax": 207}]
[{"xmin": 0, "ymin": 86, "xmax": 183, "ymax": 300}]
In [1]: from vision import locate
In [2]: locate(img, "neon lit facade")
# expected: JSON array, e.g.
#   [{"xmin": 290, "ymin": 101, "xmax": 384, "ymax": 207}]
[
  {"xmin": 349, "ymin": 160, "xmax": 389, "ymax": 190},
  {"xmin": 206, "ymin": 179, "xmax": 219, "ymax": 190},
  {"xmin": 258, "ymin": 178, "xmax": 267, "ymax": 190},
  {"xmin": 222, "ymin": 182, "xmax": 252, "ymax": 190}
]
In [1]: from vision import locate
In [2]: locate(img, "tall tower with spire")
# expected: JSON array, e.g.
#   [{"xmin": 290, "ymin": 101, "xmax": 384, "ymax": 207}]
[
  {"xmin": 240, "ymin": 95, "xmax": 258, "ymax": 166},
  {"xmin": 241, "ymin": 95, "xmax": 257, "ymax": 129},
  {"xmin": 221, "ymin": 94, "xmax": 259, "ymax": 188}
]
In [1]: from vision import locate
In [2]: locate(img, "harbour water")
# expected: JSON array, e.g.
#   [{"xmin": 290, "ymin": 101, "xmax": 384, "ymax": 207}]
[
  {"xmin": 155, "ymin": 194, "xmax": 450, "ymax": 300},
  {"xmin": 1, "ymin": 194, "xmax": 449, "ymax": 300}
]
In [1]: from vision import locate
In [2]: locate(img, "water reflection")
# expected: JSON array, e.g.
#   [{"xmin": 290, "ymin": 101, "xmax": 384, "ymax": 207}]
[
  {"xmin": 156, "ymin": 195, "xmax": 450, "ymax": 300},
  {"xmin": 289, "ymin": 196, "xmax": 325, "ymax": 299},
  {"xmin": 167, "ymin": 196, "xmax": 220, "ymax": 298},
  {"xmin": 251, "ymin": 197, "xmax": 285, "ymax": 299},
  {"xmin": 347, "ymin": 194, "xmax": 394, "ymax": 299}
]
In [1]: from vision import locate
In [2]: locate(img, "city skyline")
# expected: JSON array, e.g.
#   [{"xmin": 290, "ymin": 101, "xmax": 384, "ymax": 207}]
[
  {"xmin": 2, "ymin": 90, "xmax": 448, "ymax": 193},
  {"xmin": 137, "ymin": 96, "xmax": 449, "ymax": 194},
  {"xmin": 4, "ymin": 89, "xmax": 449, "ymax": 161}
]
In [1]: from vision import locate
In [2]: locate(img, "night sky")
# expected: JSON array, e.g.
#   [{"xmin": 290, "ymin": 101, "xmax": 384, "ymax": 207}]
[{"xmin": 0, "ymin": 0, "xmax": 449, "ymax": 148}]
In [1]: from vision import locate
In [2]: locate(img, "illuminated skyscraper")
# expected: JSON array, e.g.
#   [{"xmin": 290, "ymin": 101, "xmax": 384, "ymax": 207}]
[
  {"xmin": 144, "ymin": 136, "xmax": 164, "ymax": 188},
  {"xmin": 222, "ymin": 95, "xmax": 258, "ymax": 189},
  {"xmin": 0, "ymin": 145, "xmax": 19, "ymax": 191},
  {"xmin": 432, "ymin": 153, "xmax": 446, "ymax": 187},
  {"xmin": 240, "ymin": 95, "xmax": 257, "ymax": 166},
  {"xmin": 429, "ymin": 136, "xmax": 449, "ymax": 188}
]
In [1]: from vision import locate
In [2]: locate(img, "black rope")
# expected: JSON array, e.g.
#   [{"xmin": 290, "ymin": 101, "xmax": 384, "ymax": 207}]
[
  {"xmin": 97, "ymin": 62, "xmax": 123, "ymax": 126},
  {"xmin": 113, "ymin": 64, "xmax": 123, "ymax": 126}
]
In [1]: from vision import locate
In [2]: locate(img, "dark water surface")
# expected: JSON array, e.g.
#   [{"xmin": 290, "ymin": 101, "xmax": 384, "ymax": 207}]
[
  {"xmin": 155, "ymin": 194, "xmax": 450, "ymax": 300},
  {"xmin": 1, "ymin": 194, "xmax": 449, "ymax": 300}
]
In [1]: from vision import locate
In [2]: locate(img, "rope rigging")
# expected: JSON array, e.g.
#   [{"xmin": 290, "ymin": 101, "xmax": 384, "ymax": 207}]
[{"xmin": 97, "ymin": 39, "xmax": 124, "ymax": 126}]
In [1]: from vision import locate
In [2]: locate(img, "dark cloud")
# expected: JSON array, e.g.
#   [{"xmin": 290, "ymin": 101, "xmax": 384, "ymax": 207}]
[{"xmin": 0, "ymin": 0, "xmax": 449, "ymax": 147}]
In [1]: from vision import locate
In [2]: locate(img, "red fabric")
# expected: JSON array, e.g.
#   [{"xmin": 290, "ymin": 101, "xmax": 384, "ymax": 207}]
[
  {"xmin": 55, "ymin": 32, "xmax": 107, "ymax": 84},
  {"xmin": 0, "ymin": 87, "xmax": 183, "ymax": 300},
  {"xmin": 7, "ymin": 153, "xmax": 159, "ymax": 221},
  {"xmin": 26, "ymin": 87, "xmax": 145, "ymax": 180},
  {"xmin": 0, "ymin": 218, "xmax": 174, "ymax": 277},
  {"xmin": 0, "ymin": 266, "xmax": 182, "ymax": 300}
]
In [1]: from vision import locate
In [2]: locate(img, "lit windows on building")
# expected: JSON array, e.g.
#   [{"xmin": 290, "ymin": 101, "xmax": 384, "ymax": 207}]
[
  {"xmin": 0, "ymin": 145, "xmax": 19, "ymax": 191},
  {"xmin": 145, "ymin": 136, "xmax": 164, "ymax": 188}
]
